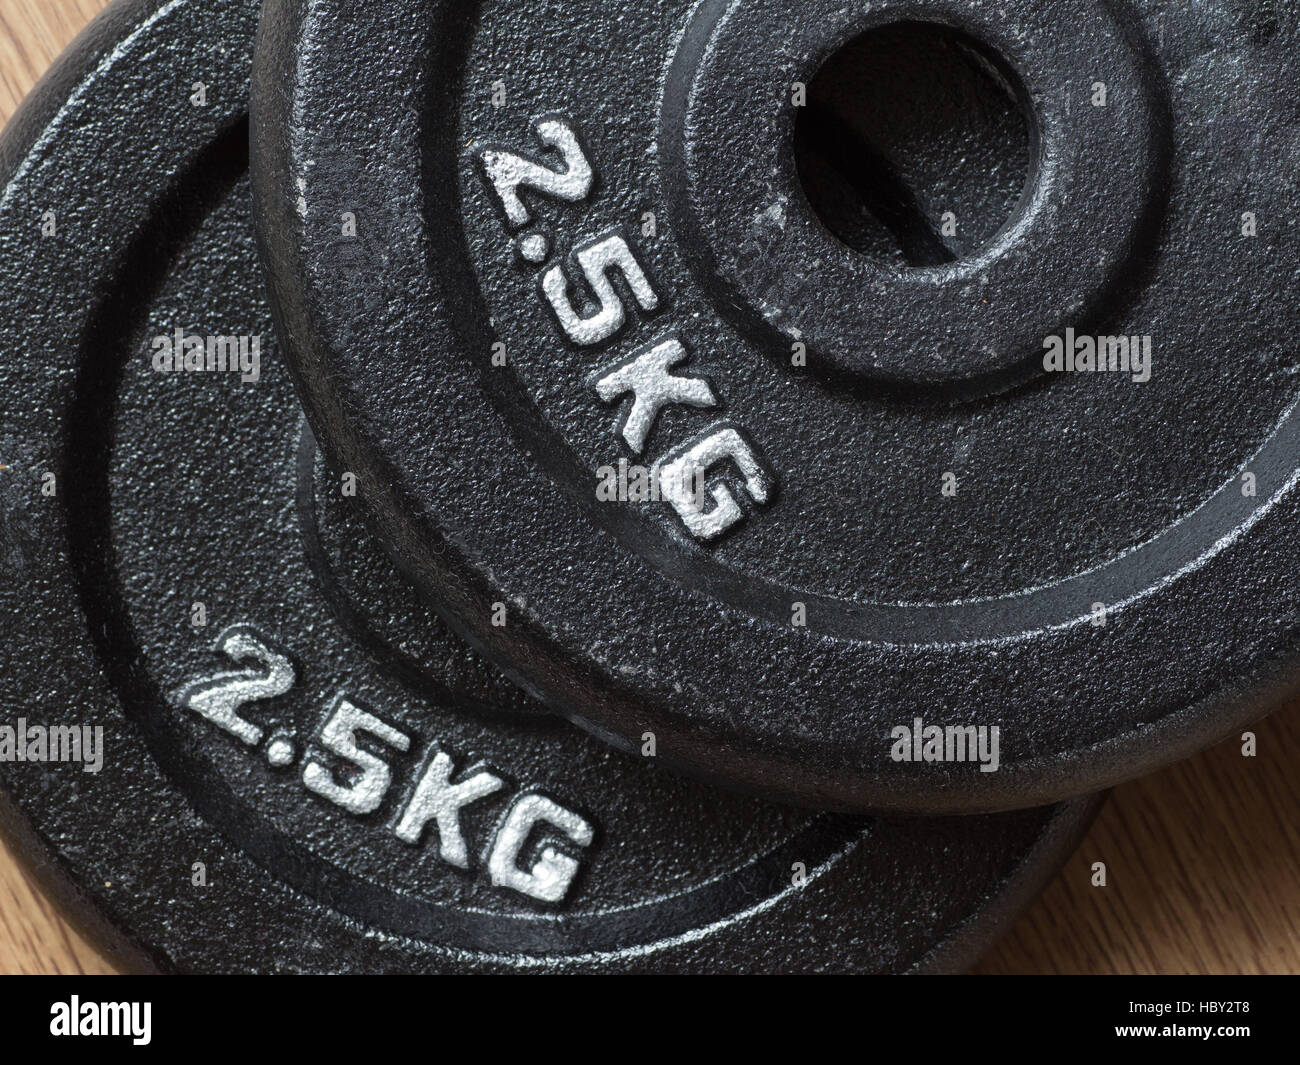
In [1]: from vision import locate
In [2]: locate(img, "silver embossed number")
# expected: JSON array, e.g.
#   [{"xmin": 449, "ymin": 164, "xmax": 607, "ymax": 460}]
[
  {"xmin": 542, "ymin": 233, "xmax": 659, "ymax": 346},
  {"xmin": 478, "ymin": 116, "xmax": 594, "ymax": 228},
  {"xmin": 173, "ymin": 625, "xmax": 296, "ymax": 747},
  {"xmin": 302, "ymin": 695, "xmax": 412, "ymax": 816}
]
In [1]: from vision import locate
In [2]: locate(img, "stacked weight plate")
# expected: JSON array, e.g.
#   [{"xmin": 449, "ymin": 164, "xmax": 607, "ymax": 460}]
[{"xmin": 0, "ymin": 0, "xmax": 1294, "ymax": 973}]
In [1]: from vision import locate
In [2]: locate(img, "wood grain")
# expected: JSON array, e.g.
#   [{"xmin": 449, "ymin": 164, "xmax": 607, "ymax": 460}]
[
  {"xmin": 2, "ymin": 0, "xmax": 1298, "ymax": 976},
  {"xmin": 0, "ymin": 0, "xmax": 107, "ymax": 122},
  {"xmin": 980, "ymin": 702, "xmax": 1300, "ymax": 974}
]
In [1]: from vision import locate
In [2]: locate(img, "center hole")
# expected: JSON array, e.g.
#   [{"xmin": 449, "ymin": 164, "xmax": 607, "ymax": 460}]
[{"xmin": 795, "ymin": 22, "xmax": 1034, "ymax": 269}]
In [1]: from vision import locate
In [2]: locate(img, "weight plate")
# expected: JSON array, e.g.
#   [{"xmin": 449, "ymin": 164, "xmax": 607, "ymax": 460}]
[
  {"xmin": 254, "ymin": 0, "xmax": 1300, "ymax": 813},
  {"xmin": 0, "ymin": 0, "xmax": 1098, "ymax": 973}
]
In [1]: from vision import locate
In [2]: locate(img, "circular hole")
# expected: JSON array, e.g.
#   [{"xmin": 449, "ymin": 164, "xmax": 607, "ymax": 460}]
[{"xmin": 794, "ymin": 22, "xmax": 1035, "ymax": 269}]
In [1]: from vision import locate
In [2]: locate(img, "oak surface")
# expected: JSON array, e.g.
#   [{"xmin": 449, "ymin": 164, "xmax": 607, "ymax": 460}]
[{"xmin": 1, "ymin": 0, "xmax": 1297, "ymax": 977}]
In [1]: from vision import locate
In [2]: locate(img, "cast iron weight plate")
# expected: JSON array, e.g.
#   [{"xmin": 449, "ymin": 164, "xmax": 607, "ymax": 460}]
[
  {"xmin": 0, "ymin": 0, "xmax": 1099, "ymax": 973},
  {"xmin": 254, "ymin": 0, "xmax": 1300, "ymax": 814}
]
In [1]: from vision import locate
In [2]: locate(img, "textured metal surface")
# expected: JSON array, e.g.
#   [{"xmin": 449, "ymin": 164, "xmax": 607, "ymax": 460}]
[
  {"xmin": 254, "ymin": 0, "xmax": 1300, "ymax": 814},
  {"xmin": 0, "ymin": 0, "xmax": 1098, "ymax": 973}
]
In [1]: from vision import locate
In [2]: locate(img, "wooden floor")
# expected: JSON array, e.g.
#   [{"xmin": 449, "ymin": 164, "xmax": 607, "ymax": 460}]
[{"xmin": 2, "ymin": 0, "xmax": 1298, "ymax": 976}]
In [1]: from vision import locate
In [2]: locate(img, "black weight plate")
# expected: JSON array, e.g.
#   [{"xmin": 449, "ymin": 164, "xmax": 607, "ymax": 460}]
[
  {"xmin": 0, "ymin": 0, "xmax": 1098, "ymax": 973},
  {"xmin": 253, "ymin": 0, "xmax": 1300, "ymax": 814}
]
